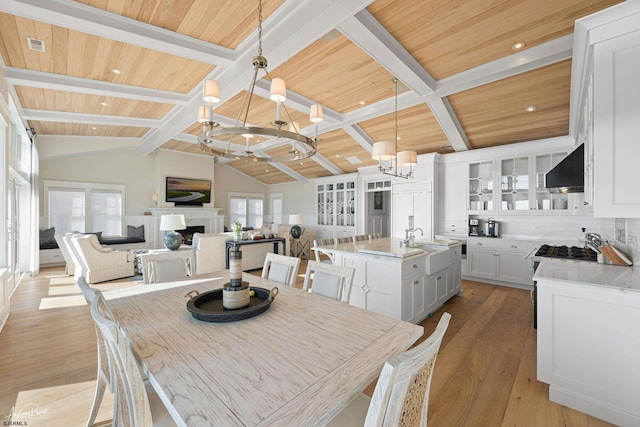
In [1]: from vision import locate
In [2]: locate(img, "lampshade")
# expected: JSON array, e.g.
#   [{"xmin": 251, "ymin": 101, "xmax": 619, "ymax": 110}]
[
  {"xmin": 289, "ymin": 214, "xmax": 304, "ymax": 225},
  {"xmin": 397, "ymin": 150, "xmax": 418, "ymax": 167},
  {"xmin": 203, "ymin": 80, "xmax": 220, "ymax": 103},
  {"xmin": 160, "ymin": 214, "xmax": 186, "ymax": 231},
  {"xmin": 310, "ymin": 104, "xmax": 324, "ymax": 123},
  {"xmin": 197, "ymin": 105, "xmax": 209, "ymax": 123},
  {"xmin": 269, "ymin": 78, "xmax": 286, "ymax": 102},
  {"xmin": 372, "ymin": 141, "xmax": 396, "ymax": 161}
]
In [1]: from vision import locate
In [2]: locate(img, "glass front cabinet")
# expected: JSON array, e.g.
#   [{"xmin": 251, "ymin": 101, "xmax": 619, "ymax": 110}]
[
  {"xmin": 316, "ymin": 174, "xmax": 357, "ymax": 232},
  {"xmin": 468, "ymin": 151, "xmax": 571, "ymax": 213}
]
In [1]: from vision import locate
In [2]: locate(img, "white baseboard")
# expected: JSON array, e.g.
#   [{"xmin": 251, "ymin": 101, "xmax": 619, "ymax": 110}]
[{"xmin": 550, "ymin": 386, "xmax": 640, "ymax": 427}]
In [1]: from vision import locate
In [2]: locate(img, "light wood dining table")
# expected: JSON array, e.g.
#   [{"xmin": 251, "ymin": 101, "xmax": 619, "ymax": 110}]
[{"xmin": 104, "ymin": 271, "xmax": 423, "ymax": 426}]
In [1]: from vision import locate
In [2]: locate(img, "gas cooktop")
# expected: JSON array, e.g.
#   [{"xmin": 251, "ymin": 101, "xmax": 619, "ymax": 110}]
[{"xmin": 535, "ymin": 244, "xmax": 598, "ymax": 262}]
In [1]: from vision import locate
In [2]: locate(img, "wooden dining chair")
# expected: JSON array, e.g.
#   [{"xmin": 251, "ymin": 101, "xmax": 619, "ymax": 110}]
[
  {"xmin": 337, "ymin": 236, "xmax": 353, "ymax": 244},
  {"xmin": 302, "ymin": 260, "xmax": 355, "ymax": 303},
  {"xmin": 89, "ymin": 289, "xmax": 176, "ymax": 427},
  {"xmin": 313, "ymin": 238, "xmax": 336, "ymax": 264},
  {"xmin": 353, "ymin": 235, "xmax": 369, "ymax": 242},
  {"xmin": 261, "ymin": 252, "xmax": 301, "ymax": 287},
  {"xmin": 369, "ymin": 233, "xmax": 382, "ymax": 240},
  {"xmin": 77, "ymin": 277, "xmax": 115, "ymax": 427},
  {"xmin": 328, "ymin": 312, "xmax": 451, "ymax": 427}
]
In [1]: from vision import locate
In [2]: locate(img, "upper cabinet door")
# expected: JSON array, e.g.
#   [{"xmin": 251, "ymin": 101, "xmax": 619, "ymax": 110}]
[
  {"xmin": 593, "ymin": 30, "xmax": 640, "ymax": 217},
  {"xmin": 468, "ymin": 160, "xmax": 495, "ymax": 212}
]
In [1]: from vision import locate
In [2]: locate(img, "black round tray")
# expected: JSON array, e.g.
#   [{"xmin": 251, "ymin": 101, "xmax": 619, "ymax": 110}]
[{"xmin": 185, "ymin": 286, "xmax": 278, "ymax": 322}]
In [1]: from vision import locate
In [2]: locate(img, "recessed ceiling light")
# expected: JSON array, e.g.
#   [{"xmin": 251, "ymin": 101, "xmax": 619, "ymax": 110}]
[
  {"xmin": 359, "ymin": 101, "xmax": 366, "ymax": 105},
  {"xmin": 336, "ymin": 154, "xmax": 340, "ymax": 158},
  {"xmin": 512, "ymin": 42, "xmax": 526, "ymax": 50},
  {"xmin": 396, "ymin": 136, "xmax": 401, "ymax": 140},
  {"xmin": 265, "ymin": 169, "xmax": 269, "ymax": 172},
  {"xmin": 111, "ymin": 69, "xmax": 121, "ymax": 74},
  {"xmin": 91, "ymin": 126, "xmax": 97, "ymax": 130},
  {"xmin": 299, "ymin": 162, "xmax": 304, "ymax": 165},
  {"xmin": 100, "ymin": 102, "xmax": 107, "ymax": 106},
  {"xmin": 525, "ymin": 105, "xmax": 537, "ymax": 112}
]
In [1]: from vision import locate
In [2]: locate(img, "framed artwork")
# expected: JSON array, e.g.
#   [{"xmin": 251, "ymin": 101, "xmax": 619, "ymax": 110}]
[{"xmin": 371, "ymin": 191, "xmax": 385, "ymax": 214}]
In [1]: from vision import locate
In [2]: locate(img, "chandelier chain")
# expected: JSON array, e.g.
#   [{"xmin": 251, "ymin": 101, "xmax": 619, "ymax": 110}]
[{"xmin": 257, "ymin": 0, "xmax": 263, "ymax": 57}]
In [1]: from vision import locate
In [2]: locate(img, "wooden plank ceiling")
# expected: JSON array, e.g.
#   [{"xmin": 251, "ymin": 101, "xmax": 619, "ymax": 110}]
[{"xmin": 0, "ymin": 0, "xmax": 624, "ymax": 184}]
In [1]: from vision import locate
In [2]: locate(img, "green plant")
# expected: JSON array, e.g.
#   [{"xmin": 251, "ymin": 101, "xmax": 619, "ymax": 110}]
[{"xmin": 231, "ymin": 221, "xmax": 242, "ymax": 235}]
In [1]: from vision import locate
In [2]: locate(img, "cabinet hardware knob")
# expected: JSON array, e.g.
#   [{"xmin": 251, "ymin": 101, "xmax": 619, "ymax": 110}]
[
  {"xmin": 510, "ymin": 245, "xmax": 517, "ymax": 248},
  {"xmin": 413, "ymin": 264, "xmax": 418, "ymax": 269},
  {"xmin": 477, "ymin": 242, "xmax": 483, "ymax": 246},
  {"xmin": 584, "ymin": 201, "xmax": 589, "ymax": 206},
  {"xmin": 413, "ymin": 280, "xmax": 419, "ymax": 285},
  {"xmin": 437, "ymin": 276, "xmax": 442, "ymax": 280}
]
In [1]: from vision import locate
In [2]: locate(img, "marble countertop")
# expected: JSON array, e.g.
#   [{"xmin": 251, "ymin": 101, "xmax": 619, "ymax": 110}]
[
  {"xmin": 314, "ymin": 237, "xmax": 452, "ymax": 258},
  {"xmin": 534, "ymin": 258, "xmax": 640, "ymax": 292}
]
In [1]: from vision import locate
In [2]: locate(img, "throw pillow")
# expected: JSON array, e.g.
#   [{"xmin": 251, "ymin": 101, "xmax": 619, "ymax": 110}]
[
  {"xmin": 127, "ymin": 225, "xmax": 145, "ymax": 239},
  {"xmin": 86, "ymin": 231, "xmax": 102, "ymax": 242},
  {"xmin": 39, "ymin": 227, "xmax": 56, "ymax": 246}
]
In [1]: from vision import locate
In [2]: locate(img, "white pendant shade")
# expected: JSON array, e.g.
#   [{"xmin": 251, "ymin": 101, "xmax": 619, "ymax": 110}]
[
  {"xmin": 310, "ymin": 104, "xmax": 324, "ymax": 123},
  {"xmin": 203, "ymin": 80, "xmax": 221, "ymax": 103},
  {"xmin": 372, "ymin": 141, "xmax": 396, "ymax": 161},
  {"xmin": 289, "ymin": 213, "xmax": 304, "ymax": 225},
  {"xmin": 159, "ymin": 214, "xmax": 186, "ymax": 231},
  {"xmin": 197, "ymin": 105, "xmax": 209, "ymax": 123},
  {"xmin": 270, "ymin": 78, "xmax": 287, "ymax": 102},
  {"xmin": 397, "ymin": 150, "xmax": 418, "ymax": 167}
]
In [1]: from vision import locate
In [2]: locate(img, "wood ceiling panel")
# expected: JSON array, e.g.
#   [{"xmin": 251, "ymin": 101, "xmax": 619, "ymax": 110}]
[
  {"xmin": 268, "ymin": 33, "xmax": 395, "ymax": 114},
  {"xmin": 15, "ymin": 86, "xmax": 173, "ymax": 118},
  {"xmin": 263, "ymin": 145, "xmax": 330, "ymax": 179},
  {"xmin": 225, "ymin": 159, "xmax": 294, "ymax": 185},
  {"xmin": 359, "ymin": 103, "xmax": 451, "ymax": 154},
  {"xmin": 0, "ymin": 12, "xmax": 213, "ymax": 93},
  {"xmin": 448, "ymin": 60, "xmax": 572, "ymax": 149},
  {"xmin": 316, "ymin": 129, "xmax": 378, "ymax": 174},
  {"xmin": 73, "ymin": 0, "xmax": 285, "ymax": 49},
  {"xmin": 28, "ymin": 121, "xmax": 148, "ymax": 137},
  {"xmin": 368, "ymin": 0, "xmax": 623, "ymax": 80}
]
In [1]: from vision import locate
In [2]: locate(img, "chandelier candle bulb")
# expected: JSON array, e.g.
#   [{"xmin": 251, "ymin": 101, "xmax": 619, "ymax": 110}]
[
  {"xmin": 197, "ymin": 105, "xmax": 208, "ymax": 123},
  {"xmin": 203, "ymin": 79, "xmax": 220, "ymax": 103}
]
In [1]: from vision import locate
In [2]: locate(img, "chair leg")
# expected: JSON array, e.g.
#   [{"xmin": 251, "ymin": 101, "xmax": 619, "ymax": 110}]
[{"xmin": 87, "ymin": 376, "xmax": 106, "ymax": 427}]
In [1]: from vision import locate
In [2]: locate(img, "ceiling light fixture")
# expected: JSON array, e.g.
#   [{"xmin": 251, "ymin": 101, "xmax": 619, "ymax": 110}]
[
  {"xmin": 197, "ymin": 0, "xmax": 322, "ymax": 162},
  {"xmin": 100, "ymin": 102, "xmax": 107, "ymax": 106},
  {"xmin": 525, "ymin": 105, "xmax": 537, "ymax": 112},
  {"xmin": 111, "ymin": 69, "xmax": 121, "ymax": 74},
  {"xmin": 371, "ymin": 78, "xmax": 417, "ymax": 179},
  {"xmin": 512, "ymin": 42, "xmax": 526, "ymax": 50}
]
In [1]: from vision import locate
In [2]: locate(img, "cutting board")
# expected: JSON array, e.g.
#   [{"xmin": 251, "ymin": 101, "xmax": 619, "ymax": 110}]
[{"xmin": 599, "ymin": 245, "xmax": 633, "ymax": 266}]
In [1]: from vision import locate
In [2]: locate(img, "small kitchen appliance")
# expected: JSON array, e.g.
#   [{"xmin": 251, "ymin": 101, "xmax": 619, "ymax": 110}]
[
  {"xmin": 484, "ymin": 218, "xmax": 499, "ymax": 237},
  {"xmin": 468, "ymin": 218, "xmax": 480, "ymax": 236}
]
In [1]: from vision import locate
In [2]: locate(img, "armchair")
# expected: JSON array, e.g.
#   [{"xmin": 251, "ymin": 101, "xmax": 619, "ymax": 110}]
[
  {"xmin": 71, "ymin": 234, "xmax": 135, "ymax": 284},
  {"xmin": 55, "ymin": 232, "xmax": 79, "ymax": 276}
]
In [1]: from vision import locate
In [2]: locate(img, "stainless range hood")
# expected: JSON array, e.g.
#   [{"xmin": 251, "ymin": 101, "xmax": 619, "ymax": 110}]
[{"xmin": 545, "ymin": 144, "xmax": 584, "ymax": 194}]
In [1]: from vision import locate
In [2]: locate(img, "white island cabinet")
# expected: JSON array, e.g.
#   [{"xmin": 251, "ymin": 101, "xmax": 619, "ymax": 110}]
[
  {"xmin": 535, "ymin": 258, "xmax": 640, "ymax": 426},
  {"xmin": 315, "ymin": 237, "xmax": 461, "ymax": 324}
]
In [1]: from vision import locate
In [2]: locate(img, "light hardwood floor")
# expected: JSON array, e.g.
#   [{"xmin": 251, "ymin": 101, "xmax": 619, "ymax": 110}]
[{"xmin": 0, "ymin": 264, "xmax": 614, "ymax": 426}]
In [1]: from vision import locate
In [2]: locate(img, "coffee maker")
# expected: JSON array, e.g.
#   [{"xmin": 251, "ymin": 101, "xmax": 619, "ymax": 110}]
[
  {"xmin": 469, "ymin": 218, "xmax": 480, "ymax": 236},
  {"xmin": 484, "ymin": 217, "xmax": 500, "ymax": 237}
]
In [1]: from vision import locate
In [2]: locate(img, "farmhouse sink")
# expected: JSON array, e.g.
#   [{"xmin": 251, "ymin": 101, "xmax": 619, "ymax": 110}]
[{"xmin": 412, "ymin": 244, "xmax": 451, "ymax": 274}]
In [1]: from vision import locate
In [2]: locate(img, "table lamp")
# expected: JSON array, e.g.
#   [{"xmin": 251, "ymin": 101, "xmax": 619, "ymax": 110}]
[
  {"xmin": 289, "ymin": 214, "xmax": 304, "ymax": 238},
  {"xmin": 160, "ymin": 214, "xmax": 186, "ymax": 250}
]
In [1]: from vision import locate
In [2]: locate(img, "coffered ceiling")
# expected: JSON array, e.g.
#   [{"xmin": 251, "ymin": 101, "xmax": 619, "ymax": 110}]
[{"xmin": 0, "ymin": 0, "xmax": 623, "ymax": 185}]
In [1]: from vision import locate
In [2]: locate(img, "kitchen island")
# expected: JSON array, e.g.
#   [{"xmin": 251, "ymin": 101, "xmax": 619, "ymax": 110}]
[
  {"xmin": 535, "ymin": 258, "xmax": 640, "ymax": 426},
  {"xmin": 314, "ymin": 237, "xmax": 462, "ymax": 323}
]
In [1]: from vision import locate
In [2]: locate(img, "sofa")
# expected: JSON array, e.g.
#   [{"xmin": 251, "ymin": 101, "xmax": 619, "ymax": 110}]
[{"xmin": 191, "ymin": 232, "xmax": 284, "ymax": 274}]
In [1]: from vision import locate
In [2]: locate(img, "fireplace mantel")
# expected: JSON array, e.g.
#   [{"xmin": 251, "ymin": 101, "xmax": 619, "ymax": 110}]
[{"xmin": 149, "ymin": 207, "xmax": 222, "ymax": 249}]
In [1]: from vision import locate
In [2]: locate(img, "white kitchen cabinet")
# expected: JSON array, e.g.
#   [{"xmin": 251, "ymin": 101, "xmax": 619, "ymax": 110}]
[
  {"xmin": 466, "ymin": 238, "xmax": 532, "ymax": 288},
  {"xmin": 440, "ymin": 162, "xmax": 467, "ymax": 235},
  {"xmin": 592, "ymin": 30, "xmax": 640, "ymax": 217},
  {"xmin": 392, "ymin": 181, "xmax": 433, "ymax": 239},
  {"xmin": 316, "ymin": 174, "xmax": 357, "ymax": 235},
  {"xmin": 468, "ymin": 160, "xmax": 494, "ymax": 212}
]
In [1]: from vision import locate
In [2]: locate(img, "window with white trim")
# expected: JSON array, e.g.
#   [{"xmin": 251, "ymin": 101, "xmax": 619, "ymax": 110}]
[
  {"xmin": 44, "ymin": 180, "xmax": 125, "ymax": 236},
  {"xmin": 270, "ymin": 193, "xmax": 283, "ymax": 225},
  {"xmin": 229, "ymin": 193, "xmax": 264, "ymax": 229}
]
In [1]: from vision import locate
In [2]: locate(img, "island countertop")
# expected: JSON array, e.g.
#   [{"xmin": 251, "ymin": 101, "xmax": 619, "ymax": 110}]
[
  {"xmin": 534, "ymin": 257, "xmax": 640, "ymax": 292},
  {"xmin": 313, "ymin": 237, "xmax": 459, "ymax": 258}
]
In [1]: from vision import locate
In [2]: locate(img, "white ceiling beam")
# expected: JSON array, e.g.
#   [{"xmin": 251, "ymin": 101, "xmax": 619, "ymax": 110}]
[
  {"xmin": 318, "ymin": 35, "xmax": 574, "ymax": 134},
  {"xmin": 435, "ymin": 34, "xmax": 574, "ymax": 97},
  {"xmin": 425, "ymin": 98, "xmax": 471, "ymax": 152},
  {"xmin": 21, "ymin": 109, "xmax": 161, "ymax": 128},
  {"xmin": 342, "ymin": 124, "xmax": 375, "ymax": 154},
  {"xmin": 139, "ymin": 0, "xmax": 374, "ymax": 157},
  {"xmin": 0, "ymin": 0, "xmax": 236, "ymax": 66},
  {"xmin": 338, "ymin": 10, "xmax": 436, "ymax": 95},
  {"xmin": 4, "ymin": 67, "xmax": 188, "ymax": 104}
]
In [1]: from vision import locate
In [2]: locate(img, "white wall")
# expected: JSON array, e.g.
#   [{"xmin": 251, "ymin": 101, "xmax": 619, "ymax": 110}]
[
  {"xmin": 268, "ymin": 180, "xmax": 317, "ymax": 226},
  {"xmin": 214, "ymin": 163, "xmax": 267, "ymax": 228}
]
